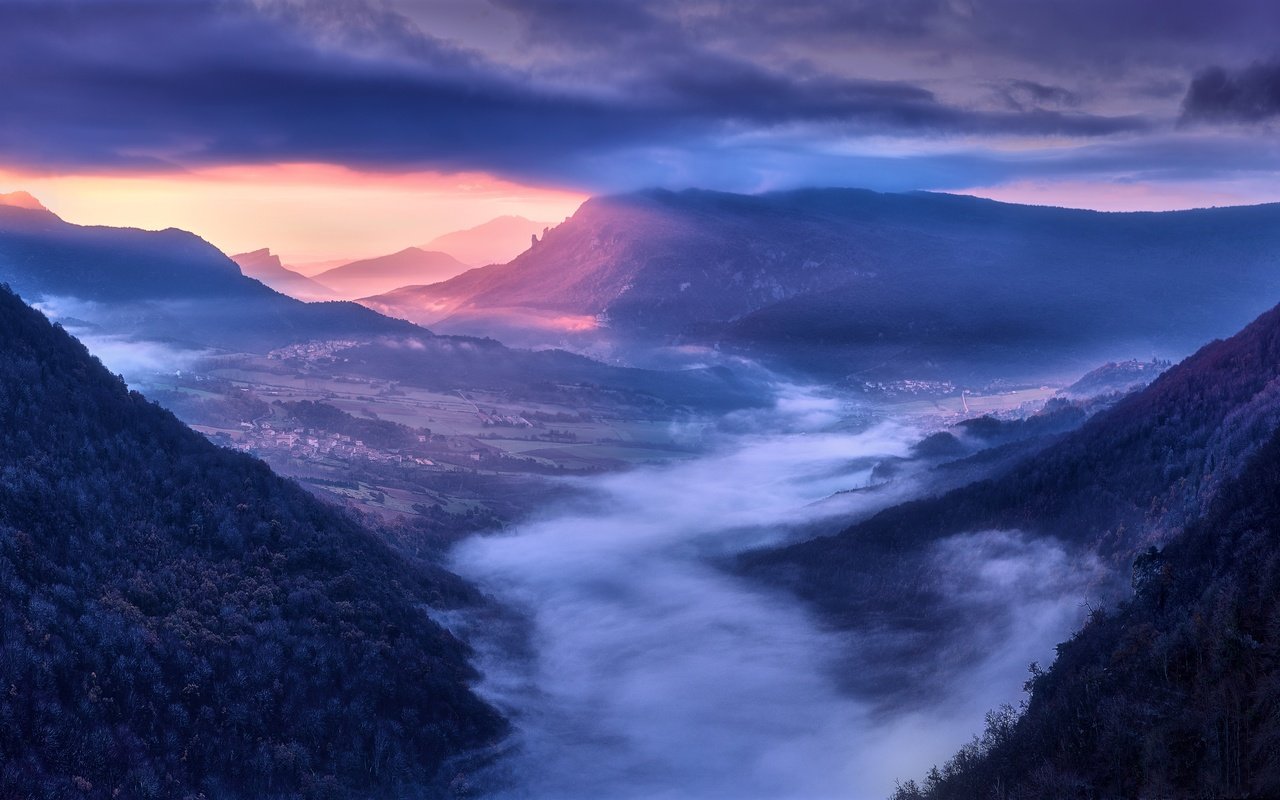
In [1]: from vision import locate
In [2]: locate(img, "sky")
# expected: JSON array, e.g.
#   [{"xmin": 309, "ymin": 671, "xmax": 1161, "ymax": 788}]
[{"xmin": 3, "ymin": 0, "xmax": 1280, "ymax": 260}]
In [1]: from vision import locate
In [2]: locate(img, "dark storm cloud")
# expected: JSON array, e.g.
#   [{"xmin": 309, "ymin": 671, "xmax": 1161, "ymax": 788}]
[
  {"xmin": 0, "ymin": 0, "xmax": 1148, "ymax": 186},
  {"xmin": 494, "ymin": 0, "xmax": 1280, "ymax": 72},
  {"xmin": 0, "ymin": 0, "xmax": 642, "ymax": 173},
  {"xmin": 997, "ymin": 81, "xmax": 1081, "ymax": 112},
  {"xmin": 1182, "ymin": 59, "xmax": 1280, "ymax": 123},
  {"xmin": 2, "ymin": 0, "xmax": 1279, "ymax": 193}
]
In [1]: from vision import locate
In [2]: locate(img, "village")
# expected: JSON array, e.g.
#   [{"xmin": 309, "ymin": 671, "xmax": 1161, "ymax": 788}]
[{"xmin": 220, "ymin": 420, "xmax": 450, "ymax": 468}]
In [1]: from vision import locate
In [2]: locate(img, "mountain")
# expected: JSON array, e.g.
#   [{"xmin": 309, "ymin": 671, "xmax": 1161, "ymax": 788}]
[
  {"xmin": 314, "ymin": 247, "xmax": 470, "ymax": 298},
  {"xmin": 0, "ymin": 197, "xmax": 764, "ymax": 411},
  {"xmin": 422, "ymin": 215, "xmax": 552, "ymax": 267},
  {"xmin": 288, "ymin": 257, "xmax": 350, "ymax": 276},
  {"xmin": 893, "ymin": 428, "xmax": 1280, "ymax": 798},
  {"xmin": 230, "ymin": 247, "xmax": 339, "ymax": 301},
  {"xmin": 0, "ymin": 284, "xmax": 503, "ymax": 797},
  {"xmin": 0, "ymin": 190, "xmax": 49, "ymax": 212},
  {"xmin": 0, "ymin": 199, "xmax": 420, "ymax": 352},
  {"xmin": 363, "ymin": 188, "xmax": 1280, "ymax": 383},
  {"xmin": 1058, "ymin": 357, "xmax": 1171, "ymax": 399},
  {"xmin": 743, "ymin": 297, "xmax": 1280, "ymax": 693},
  {"xmin": 745, "ymin": 300, "xmax": 1280, "ymax": 618},
  {"xmin": 737, "ymin": 301, "xmax": 1280, "ymax": 797}
]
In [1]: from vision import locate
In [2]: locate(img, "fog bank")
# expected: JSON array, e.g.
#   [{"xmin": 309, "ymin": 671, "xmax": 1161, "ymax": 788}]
[
  {"xmin": 451, "ymin": 397, "xmax": 1101, "ymax": 799},
  {"xmin": 33, "ymin": 295, "xmax": 209, "ymax": 381}
]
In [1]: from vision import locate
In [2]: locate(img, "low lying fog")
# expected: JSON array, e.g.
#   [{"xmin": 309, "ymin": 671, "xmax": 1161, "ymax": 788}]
[
  {"xmin": 33, "ymin": 295, "xmax": 209, "ymax": 381},
  {"xmin": 450, "ymin": 389, "xmax": 1103, "ymax": 800}
]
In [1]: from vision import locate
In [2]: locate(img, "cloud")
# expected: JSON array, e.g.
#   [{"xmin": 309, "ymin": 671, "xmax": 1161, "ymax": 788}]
[
  {"xmin": 1182, "ymin": 58, "xmax": 1280, "ymax": 123},
  {"xmin": 491, "ymin": 0, "xmax": 1280, "ymax": 86},
  {"xmin": 32, "ymin": 295, "xmax": 210, "ymax": 380},
  {"xmin": 997, "ymin": 80, "xmax": 1081, "ymax": 111},
  {"xmin": 3, "ymin": 0, "xmax": 1279, "ymax": 198},
  {"xmin": 74, "ymin": 333, "xmax": 211, "ymax": 380},
  {"xmin": 0, "ymin": 0, "xmax": 1150, "ymax": 189}
]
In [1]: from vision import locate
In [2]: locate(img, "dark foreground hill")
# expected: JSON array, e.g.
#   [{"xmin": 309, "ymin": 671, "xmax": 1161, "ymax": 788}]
[
  {"xmin": 0, "ymin": 285, "xmax": 503, "ymax": 798},
  {"xmin": 365, "ymin": 188, "xmax": 1280, "ymax": 382},
  {"xmin": 893, "ymin": 422, "xmax": 1280, "ymax": 799}
]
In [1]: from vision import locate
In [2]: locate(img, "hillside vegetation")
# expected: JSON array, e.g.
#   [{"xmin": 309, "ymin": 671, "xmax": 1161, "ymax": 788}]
[{"xmin": 0, "ymin": 285, "xmax": 503, "ymax": 798}]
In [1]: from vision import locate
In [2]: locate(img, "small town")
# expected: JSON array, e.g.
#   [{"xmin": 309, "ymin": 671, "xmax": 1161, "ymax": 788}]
[{"xmin": 211, "ymin": 416, "xmax": 515, "ymax": 473}]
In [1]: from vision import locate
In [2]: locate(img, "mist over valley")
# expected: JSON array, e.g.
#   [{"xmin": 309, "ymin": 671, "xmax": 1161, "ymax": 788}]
[
  {"xmin": 5, "ymin": 181, "xmax": 1280, "ymax": 798},
  {"xmin": 4, "ymin": 3, "xmax": 1280, "ymax": 797}
]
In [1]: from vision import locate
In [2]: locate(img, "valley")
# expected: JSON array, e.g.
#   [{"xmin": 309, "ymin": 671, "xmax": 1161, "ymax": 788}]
[
  {"xmin": 106, "ymin": 320, "xmax": 1134, "ymax": 798},
  {"xmin": 134, "ymin": 342, "xmax": 709, "ymax": 542},
  {"xmin": 0, "ymin": 182, "xmax": 1259, "ymax": 799},
  {"xmin": 8, "ymin": 5, "xmax": 1280, "ymax": 799},
  {"xmin": 444, "ymin": 391, "xmax": 1109, "ymax": 800},
  {"xmin": 128, "ymin": 330, "xmax": 1091, "ymax": 543}
]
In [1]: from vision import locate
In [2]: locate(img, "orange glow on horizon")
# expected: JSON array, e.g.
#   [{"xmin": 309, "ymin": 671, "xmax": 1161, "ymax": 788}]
[{"xmin": 0, "ymin": 163, "xmax": 588, "ymax": 264}]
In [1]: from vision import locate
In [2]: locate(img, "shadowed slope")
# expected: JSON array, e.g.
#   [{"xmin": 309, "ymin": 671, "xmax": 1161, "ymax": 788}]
[
  {"xmin": 365, "ymin": 188, "xmax": 1280, "ymax": 381},
  {"xmin": 0, "ymin": 202, "xmax": 420, "ymax": 352},
  {"xmin": 744, "ymin": 300, "xmax": 1280, "ymax": 630},
  {"xmin": 893, "ymin": 405, "xmax": 1280, "ymax": 799},
  {"xmin": 0, "ymin": 285, "xmax": 504, "ymax": 797}
]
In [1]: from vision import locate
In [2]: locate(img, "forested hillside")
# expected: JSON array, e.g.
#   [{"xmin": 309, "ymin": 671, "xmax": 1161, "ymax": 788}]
[
  {"xmin": 0, "ymin": 285, "xmax": 503, "ymax": 798},
  {"xmin": 731, "ymin": 295, "xmax": 1280, "ymax": 798},
  {"xmin": 744, "ymin": 300, "xmax": 1280, "ymax": 631},
  {"xmin": 893, "ymin": 425, "xmax": 1280, "ymax": 799}
]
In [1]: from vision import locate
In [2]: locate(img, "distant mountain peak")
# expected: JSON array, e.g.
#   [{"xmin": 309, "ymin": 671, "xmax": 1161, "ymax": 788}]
[
  {"xmin": 230, "ymin": 247, "xmax": 340, "ymax": 302},
  {"xmin": 0, "ymin": 190, "xmax": 53, "ymax": 214},
  {"xmin": 231, "ymin": 247, "xmax": 284, "ymax": 270},
  {"xmin": 423, "ymin": 215, "xmax": 556, "ymax": 267},
  {"xmin": 312, "ymin": 246, "xmax": 471, "ymax": 298}
]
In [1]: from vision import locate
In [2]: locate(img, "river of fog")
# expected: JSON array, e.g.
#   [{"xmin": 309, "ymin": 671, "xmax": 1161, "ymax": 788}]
[{"xmin": 449, "ymin": 391, "xmax": 1102, "ymax": 800}]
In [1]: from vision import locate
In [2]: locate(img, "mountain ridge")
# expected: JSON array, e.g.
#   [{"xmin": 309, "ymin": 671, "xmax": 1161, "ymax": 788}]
[
  {"xmin": 230, "ymin": 247, "xmax": 339, "ymax": 301},
  {"xmin": 0, "ymin": 201, "xmax": 767, "ymax": 411},
  {"xmin": 363, "ymin": 187, "xmax": 1280, "ymax": 382},
  {"xmin": 421, "ymin": 215, "xmax": 553, "ymax": 267},
  {"xmin": 890, "ymin": 316, "xmax": 1280, "ymax": 797},
  {"xmin": 0, "ymin": 191, "xmax": 51, "ymax": 213},
  {"xmin": 744, "ymin": 298, "xmax": 1280, "ymax": 614},
  {"xmin": 314, "ymin": 247, "xmax": 470, "ymax": 298},
  {"xmin": 0, "ymin": 201, "xmax": 423, "ymax": 352}
]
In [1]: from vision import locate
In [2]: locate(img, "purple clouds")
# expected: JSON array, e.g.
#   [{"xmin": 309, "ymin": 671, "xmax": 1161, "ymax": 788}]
[{"xmin": 1, "ymin": 0, "xmax": 1278, "ymax": 196}]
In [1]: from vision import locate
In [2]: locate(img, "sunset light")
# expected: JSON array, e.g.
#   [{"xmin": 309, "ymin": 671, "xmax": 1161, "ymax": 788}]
[{"xmin": 0, "ymin": 163, "xmax": 585, "ymax": 263}]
